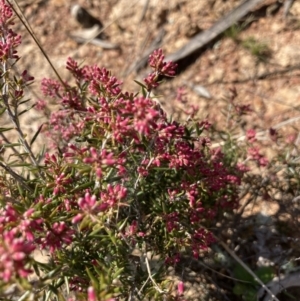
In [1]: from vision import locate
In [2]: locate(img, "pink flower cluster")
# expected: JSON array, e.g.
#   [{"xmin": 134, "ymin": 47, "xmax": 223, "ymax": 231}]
[
  {"xmin": 248, "ymin": 146, "xmax": 269, "ymax": 167},
  {"xmin": 148, "ymin": 48, "xmax": 177, "ymax": 76},
  {"xmin": 245, "ymin": 129, "xmax": 269, "ymax": 167},
  {"xmin": 0, "ymin": 0, "xmax": 21, "ymax": 61},
  {"xmin": 0, "ymin": 0, "xmax": 12, "ymax": 25},
  {"xmin": 0, "ymin": 229, "xmax": 34, "ymax": 281},
  {"xmin": 40, "ymin": 221, "xmax": 74, "ymax": 253},
  {"xmin": 0, "ymin": 204, "xmax": 42, "ymax": 281},
  {"xmin": 143, "ymin": 48, "xmax": 177, "ymax": 90},
  {"xmin": 30, "ymin": 47, "xmax": 245, "ymax": 299},
  {"xmin": 72, "ymin": 184, "xmax": 127, "ymax": 224}
]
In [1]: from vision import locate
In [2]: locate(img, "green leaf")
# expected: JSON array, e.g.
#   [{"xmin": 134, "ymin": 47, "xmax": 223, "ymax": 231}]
[
  {"xmin": 42, "ymin": 266, "xmax": 61, "ymax": 280},
  {"xmin": 19, "ymin": 98, "xmax": 31, "ymax": 105},
  {"xmin": 4, "ymin": 143, "xmax": 22, "ymax": 147},
  {"xmin": 244, "ymin": 288, "xmax": 258, "ymax": 301},
  {"xmin": 18, "ymin": 104, "xmax": 36, "ymax": 116},
  {"xmin": 90, "ymin": 224, "xmax": 104, "ymax": 236},
  {"xmin": 255, "ymin": 266, "xmax": 274, "ymax": 284},
  {"xmin": 105, "ymin": 227, "xmax": 117, "ymax": 246},
  {"xmin": 117, "ymin": 217, "xmax": 128, "ymax": 231},
  {"xmin": 233, "ymin": 283, "xmax": 247, "ymax": 296},
  {"xmin": 30, "ymin": 123, "xmax": 44, "ymax": 146},
  {"xmin": 8, "ymin": 162, "xmax": 31, "ymax": 167},
  {"xmin": 0, "ymin": 127, "xmax": 13, "ymax": 132},
  {"xmin": 71, "ymin": 181, "xmax": 94, "ymax": 193},
  {"xmin": 233, "ymin": 264, "xmax": 254, "ymax": 283},
  {"xmin": 86, "ymin": 267, "xmax": 99, "ymax": 289},
  {"xmin": 37, "ymin": 144, "xmax": 46, "ymax": 163},
  {"xmin": 0, "ymin": 107, "xmax": 6, "ymax": 116},
  {"xmin": 32, "ymin": 262, "xmax": 41, "ymax": 277},
  {"xmin": 141, "ymin": 86, "xmax": 147, "ymax": 97},
  {"xmin": 134, "ymin": 80, "xmax": 147, "ymax": 89},
  {"xmin": 113, "ymin": 267, "xmax": 124, "ymax": 279}
]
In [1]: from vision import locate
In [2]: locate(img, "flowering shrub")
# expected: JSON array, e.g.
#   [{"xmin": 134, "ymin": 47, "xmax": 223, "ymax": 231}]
[{"xmin": 0, "ymin": 1, "xmax": 252, "ymax": 300}]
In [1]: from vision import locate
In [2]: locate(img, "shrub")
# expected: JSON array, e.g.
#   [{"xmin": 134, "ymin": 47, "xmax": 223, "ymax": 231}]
[{"xmin": 0, "ymin": 1, "xmax": 250, "ymax": 300}]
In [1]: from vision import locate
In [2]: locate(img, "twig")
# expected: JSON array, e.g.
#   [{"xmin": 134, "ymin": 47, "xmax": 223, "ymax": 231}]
[
  {"xmin": 165, "ymin": 0, "xmax": 265, "ymax": 62},
  {"xmin": 206, "ymin": 63, "xmax": 300, "ymax": 86},
  {"xmin": 0, "ymin": 132, "xmax": 23, "ymax": 159},
  {"xmin": 1, "ymin": 91, "xmax": 44, "ymax": 179},
  {"xmin": 211, "ymin": 115, "xmax": 300, "ymax": 148},
  {"xmin": 144, "ymin": 254, "xmax": 165, "ymax": 294},
  {"xmin": 283, "ymin": 0, "xmax": 295, "ymax": 18},
  {"xmin": 0, "ymin": 161, "xmax": 33, "ymax": 192},
  {"xmin": 216, "ymin": 238, "xmax": 280, "ymax": 301},
  {"xmin": 258, "ymin": 271, "xmax": 300, "ymax": 301},
  {"xmin": 139, "ymin": 0, "xmax": 150, "ymax": 22}
]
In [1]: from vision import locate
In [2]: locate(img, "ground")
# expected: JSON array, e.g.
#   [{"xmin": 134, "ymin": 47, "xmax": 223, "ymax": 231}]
[{"xmin": 8, "ymin": 0, "xmax": 300, "ymax": 300}]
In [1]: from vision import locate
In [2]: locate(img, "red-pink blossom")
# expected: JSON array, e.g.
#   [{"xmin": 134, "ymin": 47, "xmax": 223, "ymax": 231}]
[
  {"xmin": 0, "ymin": 228, "xmax": 35, "ymax": 282},
  {"xmin": 246, "ymin": 129, "xmax": 256, "ymax": 143},
  {"xmin": 87, "ymin": 286, "xmax": 97, "ymax": 301},
  {"xmin": 148, "ymin": 48, "xmax": 177, "ymax": 76},
  {"xmin": 40, "ymin": 221, "xmax": 74, "ymax": 253},
  {"xmin": 177, "ymin": 281, "xmax": 184, "ymax": 295},
  {"xmin": 41, "ymin": 78, "xmax": 62, "ymax": 98}
]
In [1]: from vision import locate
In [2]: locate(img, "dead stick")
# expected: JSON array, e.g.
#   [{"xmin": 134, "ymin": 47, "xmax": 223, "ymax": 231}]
[{"xmin": 166, "ymin": 0, "xmax": 265, "ymax": 62}]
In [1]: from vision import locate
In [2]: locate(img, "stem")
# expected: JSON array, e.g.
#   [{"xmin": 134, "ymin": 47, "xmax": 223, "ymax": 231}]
[
  {"xmin": 1, "ymin": 90, "xmax": 44, "ymax": 179},
  {"xmin": 144, "ymin": 253, "xmax": 165, "ymax": 294},
  {"xmin": 216, "ymin": 237, "xmax": 280, "ymax": 301},
  {"xmin": 0, "ymin": 161, "xmax": 33, "ymax": 192}
]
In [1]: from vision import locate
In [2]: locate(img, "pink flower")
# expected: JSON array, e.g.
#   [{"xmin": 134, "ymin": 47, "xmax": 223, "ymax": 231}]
[
  {"xmin": 127, "ymin": 220, "xmax": 138, "ymax": 236},
  {"xmin": 66, "ymin": 57, "xmax": 85, "ymax": 81},
  {"xmin": 53, "ymin": 172, "xmax": 72, "ymax": 195},
  {"xmin": 248, "ymin": 147, "xmax": 269, "ymax": 167},
  {"xmin": 148, "ymin": 48, "xmax": 177, "ymax": 76},
  {"xmin": 100, "ymin": 184, "xmax": 127, "ymax": 207},
  {"xmin": 87, "ymin": 286, "xmax": 97, "ymax": 301},
  {"xmin": 41, "ymin": 78, "xmax": 62, "ymax": 98},
  {"xmin": 40, "ymin": 222, "xmax": 74, "ymax": 253},
  {"xmin": 35, "ymin": 99, "xmax": 47, "ymax": 111},
  {"xmin": 83, "ymin": 65, "xmax": 122, "ymax": 96},
  {"xmin": 246, "ymin": 129, "xmax": 256, "ymax": 142},
  {"xmin": 0, "ymin": 228, "xmax": 35, "ymax": 282},
  {"xmin": 177, "ymin": 281, "xmax": 184, "ymax": 295},
  {"xmin": 143, "ymin": 72, "xmax": 159, "ymax": 90},
  {"xmin": 0, "ymin": 0, "xmax": 13, "ymax": 25},
  {"xmin": 21, "ymin": 70, "xmax": 34, "ymax": 83}
]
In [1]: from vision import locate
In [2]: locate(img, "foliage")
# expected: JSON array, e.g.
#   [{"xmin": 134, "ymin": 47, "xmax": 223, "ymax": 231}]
[
  {"xmin": 0, "ymin": 1, "xmax": 247, "ymax": 300},
  {"xmin": 0, "ymin": 1, "xmax": 299, "ymax": 300}
]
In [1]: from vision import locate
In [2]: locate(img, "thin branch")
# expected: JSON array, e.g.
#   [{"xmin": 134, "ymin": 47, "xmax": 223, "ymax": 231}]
[
  {"xmin": 1, "ymin": 92, "xmax": 44, "ymax": 179},
  {"xmin": 0, "ymin": 161, "xmax": 33, "ymax": 192},
  {"xmin": 144, "ymin": 253, "xmax": 165, "ymax": 294},
  {"xmin": 216, "ymin": 237, "xmax": 280, "ymax": 301},
  {"xmin": 139, "ymin": 0, "xmax": 150, "ymax": 22},
  {"xmin": 211, "ymin": 115, "xmax": 300, "ymax": 148},
  {"xmin": 0, "ymin": 132, "xmax": 23, "ymax": 159}
]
